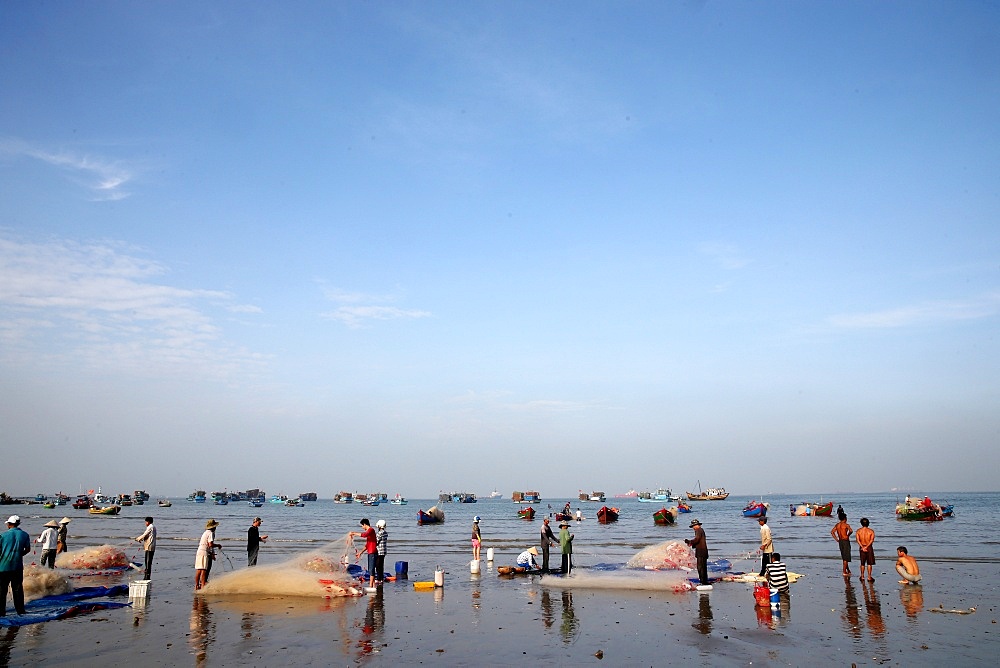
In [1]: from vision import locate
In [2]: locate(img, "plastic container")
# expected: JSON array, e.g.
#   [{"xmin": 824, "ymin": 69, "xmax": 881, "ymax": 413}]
[
  {"xmin": 470, "ymin": 559, "xmax": 480, "ymax": 574},
  {"xmin": 394, "ymin": 561, "xmax": 408, "ymax": 578},
  {"xmin": 486, "ymin": 547, "xmax": 495, "ymax": 561},
  {"xmin": 434, "ymin": 567, "xmax": 444, "ymax": 587},
  {"xmin": 413, "ymin": 581, "xmax": 435, "ymax": 590},
  {"xmin": 129, "ymin": 579, "xmax": 151, "ymax": 598},
  {"xmin": 769, "ymin": 587, "xmax": 780, "ymax": 608},
  {"xmin": 754, "ymin": 585, "xmax": 771, "ymax": 607}
]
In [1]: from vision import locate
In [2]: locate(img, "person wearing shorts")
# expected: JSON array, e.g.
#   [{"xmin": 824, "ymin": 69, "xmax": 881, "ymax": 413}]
[
  {"xmin": 830, "ymin": 511, "xmax": 853, "ymax": 575},
  {"xmin": 856, "ymin": 517, "xmax": 875, "ymax": 582},
  {"xmin": 471, "ymin": 516, "xmax": 482, "ymax": 561}
]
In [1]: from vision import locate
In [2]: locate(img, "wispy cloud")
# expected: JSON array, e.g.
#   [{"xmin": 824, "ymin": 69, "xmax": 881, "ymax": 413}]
[
  {"xmin": 829, "ymin": 294, "xmax": 1000, "ymax": 329},
  {"xmin": 0, "ymin": 138, "xmax": 135, "ymax": 201},
  {"xmin": 0, "ymin": 234, "xmax": 264, "ymax": 381},
  {"xmin": 319, "ymin": 284, "xmax": 430, "ymax": 328},
  {"xmin": 698, "ymin": 242, "xmax": 751, "ymax": 270}
]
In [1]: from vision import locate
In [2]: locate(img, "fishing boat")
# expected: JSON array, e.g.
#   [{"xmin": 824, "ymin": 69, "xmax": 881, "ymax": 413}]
[
  {"xmin": 512, "ymin": 491, "xmax": 541, "ymax": 503},
  {"xmin": 676, "ymin": 501, "xmax": 692, "ymax": 513},
  {"xmin": 939, "ymin": 503, "xmax": 954, "ymax": 517},
  {"xmin": 72, "ymin": 495, "xmax": 92, "ymax": 509},
  {"xmin": 389, "ymin": 494, "xmax": 408, "ymax": 505},
  {"xmin": 790, "ymin": 501, "xmax": 834, "ymax": 517},
  {"xmin": 638, "ymin": 488, "xmax": 673, "ymax": 503},
  {"xmin": 89, "ymin": 505, "xmax": 121, "ymax": 515},
  {"xmin": 248, "ymin": 500, "xmax": 263, "ymax": 507},
  {"xmin": 34, "ymin": 493, "xmax": 47, "ymax": 502},
  {"xmin": 587, "ymin": 491, "xmax": 607, "ymax": 502},
  {"xmin": 455, "ymin": 493, "xmax": 477, "ymax": 503},
  {"xmin": 518, "ymin": 506, "xmax": 536, "ymax": 520},
  {"xmin": 333, "ymin": 492, "xmax": 354, "ymax": 504},
  {"xmin": 417, "ymin": 506, "xmax": 444, "ymax": 524},
  {"xmin": 895, "ymin": 495, "xmax": 944, "ymax": 521},
  {"xmin": 285, "ymin": 498, "xmax": 305, "ymax": 507},
  {"xmin": 686, "ymin": 482, "xmax": 729, "ymax": 501},
  {"xmin": 554, "ymin": 512, "xmax": 574, "ymax": 522},
  {"xmin": 269, "ymin": 495, "xmax": 286, "ymax": 504},
  {"xmin": 597, "ymin": 506, "xmax": 620, "ymax": 523},
  {"xmin": 157, "ymin": 499, "xmax": 172, "ymax": 507},
  {"xmin": 742, "ymin": 500, "xmax": 769, "ymax": 517},
  {"xmin": 299, "ymin": 492, "xmax": 318, "ymax": 501},
  {"xmin": 653, "ymin": 507, "xmax": 676, "ymax": 525},
  {"xmin": 42, "ymin": 502, "xmax": 56, "ymax": 509}
]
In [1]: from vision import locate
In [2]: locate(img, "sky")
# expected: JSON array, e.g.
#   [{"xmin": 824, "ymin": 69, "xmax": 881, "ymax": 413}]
[{"xmin": 1, "ymin": 1, "xmax": 998, "ymax": 499}]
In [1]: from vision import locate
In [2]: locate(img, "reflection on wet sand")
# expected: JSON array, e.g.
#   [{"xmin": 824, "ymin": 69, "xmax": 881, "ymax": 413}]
[
  {"xmin": 200, "ymin": 594, "xmax": 355, "ymax": 617},
  {"xmin": 189, "ymin": 596, "xmax": 214, "ymax": 667},
  {"xmin": 1, "ymin": 626, "xmax": 20, "ymax": 667},
  {"xmin": 841, "ymin": 578, "xmax": 861, "ymax": 639},
  {"xmin": 693, "ymin": 592, "xmax": 712, "ymax": 635},
  {"xmin": 541, "ymin": 590, "xmax": 554, "ymax": 629},
  {"xmin": 900, "ymin": 584, "xmax": 924, "ymax": 618},
  {"xmin": 560, "ymin": 591, "xmax": 578, "ymax": 642},
  {"xmin": 357, "ymin": 590, "xmax": 385, "ymax": 657},
  {"xmin": 861, "ymin": 581, "xmax": 885, "ymax": 637}
]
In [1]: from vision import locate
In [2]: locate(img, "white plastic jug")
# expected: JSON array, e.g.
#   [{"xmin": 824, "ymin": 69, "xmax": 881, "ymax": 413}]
[
  {"xmin": 486, "ymin": 547, "xmax": 495, "ymax": 561},
  {"xmin": 470, "ymin": 559, "xmax": 480, "ymax": 574},
  {"xmin": 434, "ymin": 567, "xmax": 444, "ymax": 587}
]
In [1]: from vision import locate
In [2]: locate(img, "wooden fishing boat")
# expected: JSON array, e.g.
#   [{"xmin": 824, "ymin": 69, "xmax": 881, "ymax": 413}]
[
  {"xmin": 497, "ymin": 566, "xmax": 542, "ymax": 576},
  {"xmin": 597, "ymin": 506, "xmax": 619, "ymax": 523},
  {"xmin": 518, "ymin": 506, "xmax": 536, "ymax": 520},
  {"xmin": 686, "ymin": 486, "xmax": 729, "ymax": 501},
  {"xmin": 742, "ymin": 500, "xmax": 769, "ymax": 517},
  {"xmin": 790, "ymin": 501, "xmax": 833, "ymax": 516},
  {"xmin": 89, "ymin": 505, "xmax": 120, "ymax": 515},
  {"xmin": 896, "ymin": 496, "xmax": 944, "ymax": 521},
  {"xmin": 676, "ymin": 501, "xmax": 692, "ymax": 513},
  {"xmin": 389, "ymin": 494, "xmax": 408, "ymax": 505},
  {"xmin": 72, "ymin": 495, "xmax": 92, "ymax": 509},
  {"xmin": 638, "ymin": 488, "xmax": 674, "ymax": 503},
  {"xmin": 417, "ymin": 506, "xmax": 444, "ymax": 524},
  {"xmin": 938, "ymin": 503, "xmax": 954, "ymax": 517},
  {"xmin": 653, "ymin": 507, "xmax": 676, "ymax": 525},
  {"xmin": 158, "ymin": 499, "xmax": 172, "ymax": 507}
]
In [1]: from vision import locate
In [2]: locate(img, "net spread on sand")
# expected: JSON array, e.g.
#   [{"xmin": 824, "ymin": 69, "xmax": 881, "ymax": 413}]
[
  {"xmin": 199, "ymin": 535, "xmax": 363, "ymax": 598},
  {"xmin": 23, "ymin": 567, "xmax": 73, "ymax": 602},
  {"xmin": 625, "ymin": 540, "xmax": 697, "ymax": 570},
  {"xmin": 55, "ymin": 545, "xmax": 130, "ymax": 570}
]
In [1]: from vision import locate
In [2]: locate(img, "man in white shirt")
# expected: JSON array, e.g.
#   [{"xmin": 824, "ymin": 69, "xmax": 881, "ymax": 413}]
[{"xmin": 36, "ymin": 520, "xmax": 59, "ymax": 568}]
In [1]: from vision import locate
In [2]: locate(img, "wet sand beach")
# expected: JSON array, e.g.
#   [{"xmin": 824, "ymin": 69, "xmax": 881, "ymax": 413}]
[{"xmin": 2, "ymin": 493, "xmax": 999, "ymax": 665}]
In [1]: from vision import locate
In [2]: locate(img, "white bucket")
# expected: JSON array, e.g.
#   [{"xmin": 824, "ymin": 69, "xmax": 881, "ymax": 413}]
[
  {"xmin": 486, "ymin": 547, "xmax": 495, "ymax": 562},
  {"xmin": 129, "ymin": 579, "xmax": 151, "ymax": 598},
  {"xmin": 434, "ymin": 568, "xmax": 444, "ymax": 587},
  {"xmin": 470, "ymin": 559, "xmax": 480, "ymax": 574}
]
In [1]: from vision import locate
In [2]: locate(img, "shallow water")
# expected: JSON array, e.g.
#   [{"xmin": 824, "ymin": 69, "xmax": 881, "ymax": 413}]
[{"xmin": 3, "ymin": 492, "xmax": 998, "ymax": 665}]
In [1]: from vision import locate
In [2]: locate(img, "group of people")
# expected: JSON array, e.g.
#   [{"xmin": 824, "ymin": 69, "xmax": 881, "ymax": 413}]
[
  {"xmin": 0, "ymin": 515, "xmax": 76, "ymax": 617},
  {"xmin": 349, "ymin": 518, "xmax": 388, "ymax": 589},
  {"xmin": 680, "ymin": 510, "xmax": 922, "ymax": 593},
  {"xmin": 831, "ymin": 510, "xmax": 921, "ymax": 585}
]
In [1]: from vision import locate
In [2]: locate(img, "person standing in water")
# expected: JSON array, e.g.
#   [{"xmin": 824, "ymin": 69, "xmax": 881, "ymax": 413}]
[
  {"xmin": 757, "ymin": 516, "xmax": 773, "ymax": 576},
  {"xmin": 540, "ymin": 517, "xmax": 558, "ymax": 572},
  {"xmin": 134, "ymin": 516, "xmax": 157, "ymax": 580},
  {"xmin": 855, "ymin": 517, "xmax": 875, "ymax": 582},
  {"xmin": 558, "ymin": 521, "xmax": 574, "ymax": 574},
  {"xmin": 195, "ymin": 519, "xmax": 219, "ymax": 591},
  {"xmin": 830, "ymin": 511, "xmax": 853, "ymax": 576},
  {"xmin": 374, "ymin": 519, "xmax": 388, "ymax": 586},
  {"xmin": 685, "ymin": 519, "xmax": 710, "ymax": 586},
  {"xmin": 247, "ymin": 517, "xmax": 267, "ymax": 566},
  {"xmin": 471, "ymin": 516, "xmax": 482, "ymax": 561}
]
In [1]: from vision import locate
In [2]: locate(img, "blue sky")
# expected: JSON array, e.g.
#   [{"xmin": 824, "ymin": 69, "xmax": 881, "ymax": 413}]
[{"xmin": 2, "ymin": 1, "xmax": 998, "ymax": 498}]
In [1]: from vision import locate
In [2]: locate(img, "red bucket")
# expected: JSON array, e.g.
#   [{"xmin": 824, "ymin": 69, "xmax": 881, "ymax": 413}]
[{"xmin": 754, "ymin": 585, "xmax": 771, "ymax": 607}]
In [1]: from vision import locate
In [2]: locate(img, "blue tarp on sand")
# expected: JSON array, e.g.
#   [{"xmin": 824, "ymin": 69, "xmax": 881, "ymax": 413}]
[{"xmin": 0, "ymin": 585, "xmax": 130, "ymax": 627}]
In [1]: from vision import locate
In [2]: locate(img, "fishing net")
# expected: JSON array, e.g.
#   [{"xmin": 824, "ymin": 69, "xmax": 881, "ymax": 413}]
[
  {"xmin": 22, "ymin": 567, "xmax": 72, "ymax": 602},
  {"xmin": 199, "ymin": 534, "xmax": 363, "ymax": 598},
  {"xmin": 55, "ymin": 545, "xmax": 130, "ymax": 570},
  {"xmin": 625, "ymin": 540, "xmax": 696, "ymax": 571},
  {"xmin": 426, "ymin": 506, "xmax": 444, "ymax": 521}
]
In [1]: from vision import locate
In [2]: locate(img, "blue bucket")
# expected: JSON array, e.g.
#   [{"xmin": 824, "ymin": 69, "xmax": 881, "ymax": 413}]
[
  {"xmin": 395, "ymin": 560, "xmax": 408, "ymax": 577},
  {"xmin": 769, "ymin": 587, "xmax": 780, "ymax": 608}
]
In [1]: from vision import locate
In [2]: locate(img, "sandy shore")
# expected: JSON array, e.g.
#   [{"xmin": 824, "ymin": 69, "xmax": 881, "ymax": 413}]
[{"xmin": 2, "ymin": 550, "xmax": 996, "ymax": 666}]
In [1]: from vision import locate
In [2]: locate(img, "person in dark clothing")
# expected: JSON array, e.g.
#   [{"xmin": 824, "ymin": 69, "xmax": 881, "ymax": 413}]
[
  {"xmin": 247, "ymin": 517, "xmax": 267, "ymax": 566},
  {"xmin": 540, "ymin": 518, "xmax": 558, "ymax": 572},
  {"xmin": 685, "ymin": 519, "xmax": 710, "ymax": 585}
]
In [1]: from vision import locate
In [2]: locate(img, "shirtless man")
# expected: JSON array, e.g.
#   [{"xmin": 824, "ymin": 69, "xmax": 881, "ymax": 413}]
[
  {"xmin": 895, "ymin": 546, "xmax": 921, "ymax": 584},
  {"xmin": 830, "ymin": 511, "xmax": 853, "ymax": 576},
  {"xmin": 855, "ymin": 517, "xmax": 875, "ymax": 582}
]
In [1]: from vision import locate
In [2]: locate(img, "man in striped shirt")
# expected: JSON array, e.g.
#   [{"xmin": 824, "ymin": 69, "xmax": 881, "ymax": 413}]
[{"xmin": 764, "ymin": 552, "xmax": 789, "ymax": 592}]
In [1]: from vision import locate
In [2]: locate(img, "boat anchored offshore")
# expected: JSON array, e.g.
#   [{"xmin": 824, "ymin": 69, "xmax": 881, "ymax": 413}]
[{"xmin": 686, "ymin": 481, "xmax": 729, "ymax": 501}]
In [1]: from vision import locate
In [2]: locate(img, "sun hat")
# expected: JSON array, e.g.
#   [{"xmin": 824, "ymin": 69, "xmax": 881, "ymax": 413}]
[
  {"xmin": 375, "ymin": 519, "xmax": 386, "ymax": 528},
  {"xmin": 473, "ymin": 516, "xmax": 481, "ymax": 522},
  {"xmin": 59, "ymin": 517, "xmax": 72, "ymax": 524},
  {"xmin": 559, "ymin": 521, "xmax": 570, "ymax": 527},
  {"xmin": 527, "ymin": 546, "xmax": 539, "ymax": 556},
  {"xmin": 689, "ymin": 519, "xmax": 702, "ymax": 527},
  {"xmin": 206, "ymin": 519, "xmax": 219, "ymax": 529},
  {"xmin": 44, "ymin": 520, "xmax": 59, "ymax": 527},
  {"xmin": 6, "ymin": 515, "xmax": 19, "ymax": 524},
  {"xmin": 253, "ymin": 517, "xmax": 262, "ymax": 523}
]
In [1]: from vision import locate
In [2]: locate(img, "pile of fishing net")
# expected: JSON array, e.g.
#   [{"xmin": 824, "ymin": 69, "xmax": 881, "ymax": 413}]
[
  {"xmin": 425, "ymin": 505, "xmax": 444, "ymax": 521},
  {"xmin": 200, "ymin": 540, "xmax": 362, "ymax": 599},
  {"xmin": 55, "ymin": 545, "xmax": 130, "ymax": 570},
  {"xmin": 625, "ymin": 540, "xmax": 696, "ymax": 571},
  {"xmin": 23, "ymin": 567, "xmax": 72, "ymax": 602}
]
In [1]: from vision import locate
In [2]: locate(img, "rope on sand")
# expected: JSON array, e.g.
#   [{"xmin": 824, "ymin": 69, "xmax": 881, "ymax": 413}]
[{"xmin": 928, "ymin": 605, "xmax": 976, "ymax": 615}]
